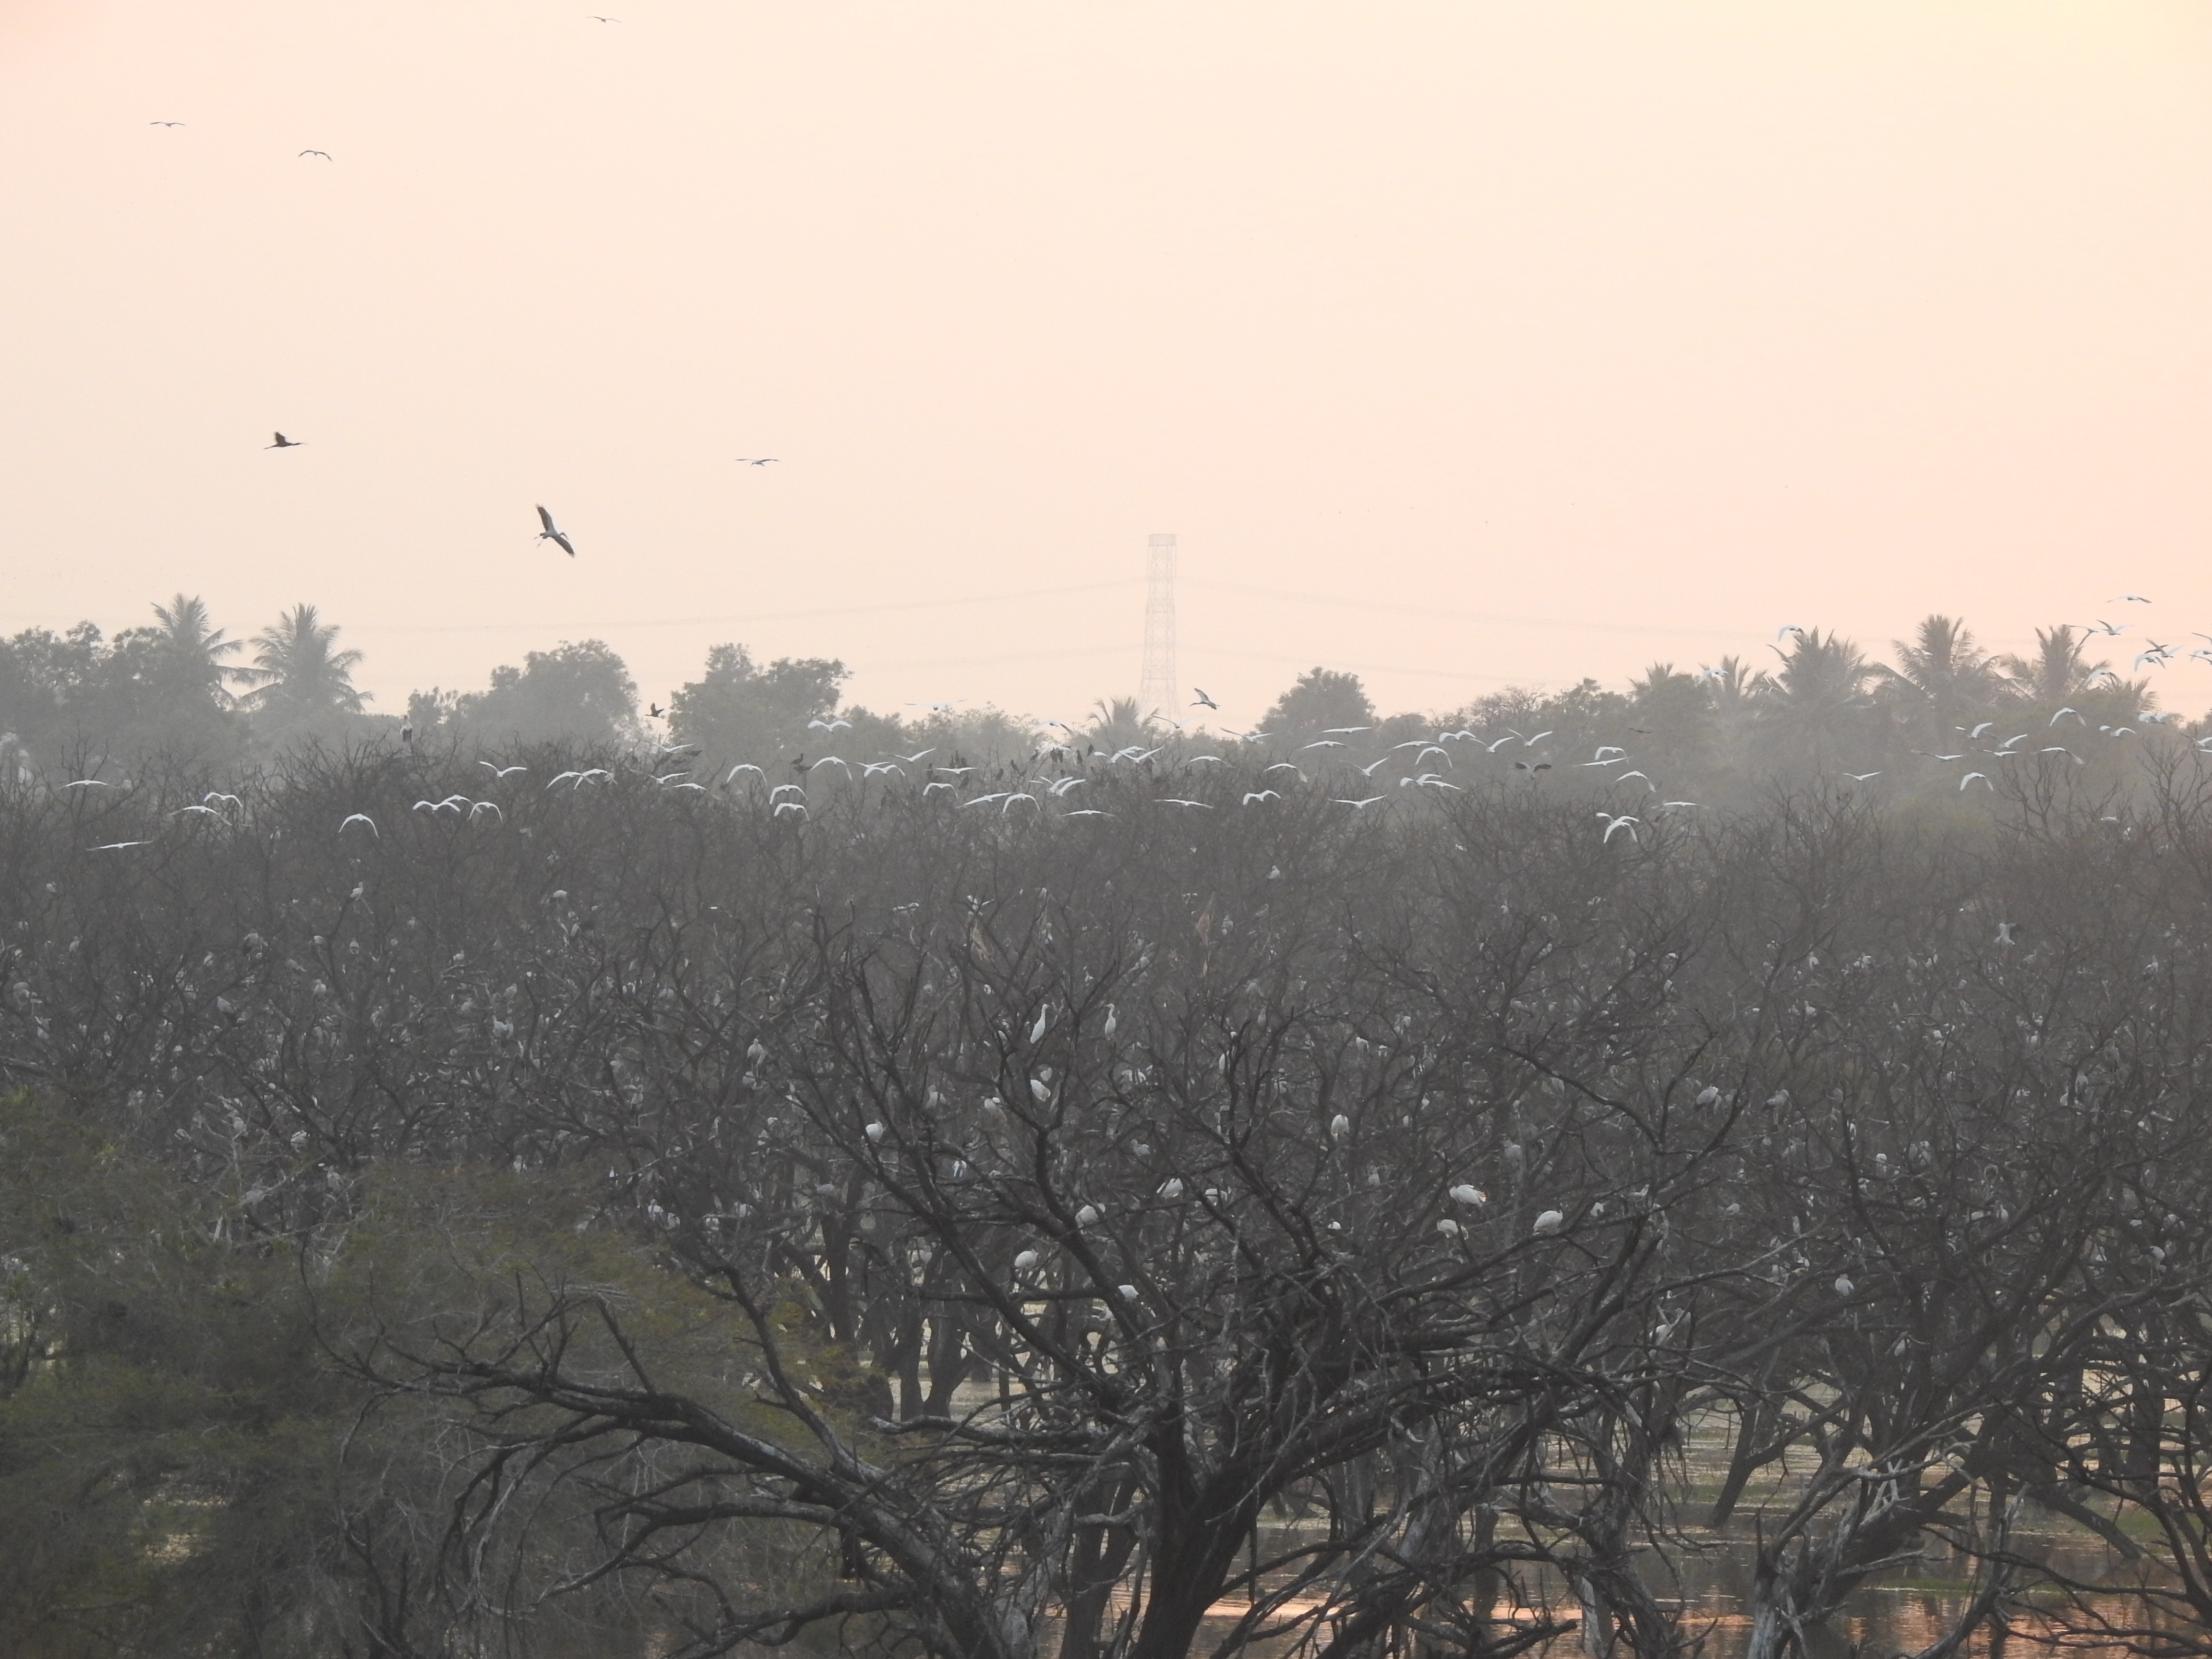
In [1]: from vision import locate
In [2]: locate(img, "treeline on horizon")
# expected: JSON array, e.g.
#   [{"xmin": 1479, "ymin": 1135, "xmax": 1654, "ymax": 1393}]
[
  {"xmin": 11, "ymin": 601, "xmax": 2212, "ymax": 1659},
  {"xmin": 0, "ymin": 595, "xmax": 2199, "ymax": 808}
]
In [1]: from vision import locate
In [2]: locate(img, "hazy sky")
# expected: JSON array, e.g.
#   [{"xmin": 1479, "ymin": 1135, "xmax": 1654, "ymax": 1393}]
[{"xmin": 4, "ymin": 1, "xmax": 2210, "ymax": 729}]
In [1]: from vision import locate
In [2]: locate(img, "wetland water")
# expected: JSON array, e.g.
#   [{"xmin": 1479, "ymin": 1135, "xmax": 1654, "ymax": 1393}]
[{"xmin": 1150, "ymin": 1518, "xmax": 2163, "ymax": 1659}]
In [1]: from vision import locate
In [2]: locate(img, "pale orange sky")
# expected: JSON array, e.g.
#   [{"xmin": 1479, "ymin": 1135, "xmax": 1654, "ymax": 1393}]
[{"xmin": 4, "ymin": 1, "xmax": 2211, "ymax": 729}]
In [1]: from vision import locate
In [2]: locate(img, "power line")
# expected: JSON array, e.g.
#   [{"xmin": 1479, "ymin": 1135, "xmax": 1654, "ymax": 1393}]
[{"xmin": 340, "ymin": 578, "xmax": 1143, "ymax": 636}]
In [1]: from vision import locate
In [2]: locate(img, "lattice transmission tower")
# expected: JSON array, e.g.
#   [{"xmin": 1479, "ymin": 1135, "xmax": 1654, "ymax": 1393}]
[{"xmin": 1139, "ymin": 533, "xmax": 1178, "ymax": 718}]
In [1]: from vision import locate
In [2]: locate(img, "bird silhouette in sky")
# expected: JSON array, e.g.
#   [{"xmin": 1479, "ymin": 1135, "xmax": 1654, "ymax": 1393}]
[
  {"xmin": 736, "ymin": 457, "xmax": 778, "ymax": 466},
  {"xmin": 150, "ymin": 120, "xmax": 185, "ymax": 127},
  {"xmin": 299, "ymin": 149, "xmax": 333, "ymax": 160},
  {"xmin": 267, "ymin": 432, "xmax": 301, "ymax": 448},
  {"xmin": 1191, "ymin": 687, "xmax": 1218, "ymax": 709},
  {"xmin": 536, "ymin": 505, "xmax": 577, "ymax": 556}
]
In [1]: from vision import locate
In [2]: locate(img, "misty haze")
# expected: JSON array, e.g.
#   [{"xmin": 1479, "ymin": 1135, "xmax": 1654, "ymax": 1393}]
[{"xmin": 7, "ymin": 5, "xmax": 2212, "ymax": 1659}]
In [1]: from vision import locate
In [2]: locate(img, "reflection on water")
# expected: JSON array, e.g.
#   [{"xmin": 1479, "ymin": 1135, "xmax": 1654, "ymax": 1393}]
[{"xmin": 1160, "ymin": 1520, "xmax": 2164, "ymax": 1659}]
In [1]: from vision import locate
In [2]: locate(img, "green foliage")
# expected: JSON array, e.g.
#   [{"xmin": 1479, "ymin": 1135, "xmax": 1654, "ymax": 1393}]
[
  {"xmin": 238, "ymin": 604, "xmax": 371, "ymax": 737},
  {"xmin": 0, "ymin": 1089, "xmax": 855, "ymax": 1659},
  {"xmin": 669, "ymin": 641, "xmax": 856, "ymax": 764},
  {"xmin": 437, "ymin": 637, "xmax": 641, "ymax": 748},
  {"xmin": 1260, "ymin": 665, "xmax": 1374, "ymax": 740}
]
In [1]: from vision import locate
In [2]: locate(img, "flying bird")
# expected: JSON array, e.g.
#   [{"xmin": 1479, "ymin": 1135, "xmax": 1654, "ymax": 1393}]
[
  {"xmin": 298, "ymin": 149, "xmax": 333, "ymax": 160},
  {"xmin": 735, "ymin": 457, "xmax": 778, "ymax": 466},
  {"xmin": 149, "ymin": 120, "xmax": 185, "ymax": 127},
  {"xmin": 1191, "ymin": 687, "xmax": 1218, "ymax": 709},
  {"xmin": 1332, "ymin": 795, "xmax": 1385, "ymax": 809},
  {"xmin": 267, "ymin": 432, "xmax": 301, "ymax": 448},
  {"xmin": 535, "ymin": 505, "xmax": 576, "ymax": 556},
  {"xmin": 338, "ymin": 813, "xmax": 377, "ymax": 837}
]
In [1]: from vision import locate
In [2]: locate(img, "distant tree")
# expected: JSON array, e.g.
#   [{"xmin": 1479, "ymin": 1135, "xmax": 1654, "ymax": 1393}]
[
  {"xmin": 0, "ymin": 612, "xmax": 246, "ymax": 776},
  {"xmin": 1878, "ymin": 614, "xmax": 2006, "ymax": 738},
  {"xmin": 1996, "ymin": 624, "xmax": 2112, "ymax": 704},
  {"xmin": 1081, "ymin": 696, "xmax": 1150, "ymax": 752},
  {"xmin": 1261, "ymin": 666, "xmax": 1374, "ymax": 742},
  {"xmin": 148, "ymin": 594, "xmax": 248, "ymax": 706},
  {"xmin": 1755, "ymin": 628, "xmax": 1879, "ymax": 775},
  {"xmin": 240, "ymin": 604, "xmax": 369, "ymax": 733},
  {"xmin": 1628, "ymin": 662, "xmax": 1717, "ymax": 778},
  {"xmin": 668, "ymin": 643, "xmax": 896, "ymax": 766},
  {"xmin": 447, "ymin": 639, "xmax": 638, "ymax": 748}
]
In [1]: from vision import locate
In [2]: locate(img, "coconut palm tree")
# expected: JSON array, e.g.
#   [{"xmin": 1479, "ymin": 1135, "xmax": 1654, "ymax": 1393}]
[
  {"xmin": 1995, "ymin": 625, "xmax": 2151, "ymax": 724},
  {"xmin": 1083, "ymin": 696, "xmax": 1151, "ymax": 751},
  {"xmin": 1758, "ymin": 629, "xmax": 1879, "ymax": 774},
  {"xmin": 239, "ymin": 604, "xmax": 368, "ymax": 726},
  {"xmin": 1882, "ymin": 614, "xmax": 2004, "ymax": 710},
  {"xmin": 149, "ymin": 594, "xmax": 248, "ymax": 704},
  {"xmin": 1996, "ymin": 625, "xmax": 2107, "ymax": 703}
]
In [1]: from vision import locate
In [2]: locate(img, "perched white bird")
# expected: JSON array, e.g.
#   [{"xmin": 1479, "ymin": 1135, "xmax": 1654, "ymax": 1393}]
[
  {"xmin": 1436, "ymin": 1218, "xmax": 1462, "ymax": 1237},
  {"xmin": 1833, "ymin": 1274, "xmax": 1855, "ymax": 1296},
  {"xmin": 1117, "ymin": 1285, "xmax": 1140, "ymax": 1301},
  {"xmin": 1329, "ymin": 1113, "xmax": 1352, "ymax": 1139},
  {"xmin": 1102, "ymin": 1004, "xmax": 1118, "ymax": 1039},
  {"xmin": 1449, "ymin": 1183, "xmax": 1487, "ymax": 1206},
  {"xmin": 1159, "ymin": 1177, "xmax": 1184, "ymax": 1199},
  {"xmin": 1013, "ymin": 1249, "xmax": 1040, "ymax": 1270},
  {"xmin": 865, "ymin": 1122, "xmax": 887, "ymax": 1142},
  {"xmin": 1029, "ymin": 1006, "xmax": 1051, "ymax": 1044},
  {"xmin": 1995, "ymin": 921, "xmax": 2016, "ymax": 946},
  {"xmin": 1532, "ymin": 1210, "xmax": 1565, "ymax": 1235},
  {"xmin": 1075, "ymin": 1203, "xmax": 1100, "ymax": 1225},
  {"xmin": 1695, "ymin": 1085, "xmax": 1722, "ymax": 1106}
]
